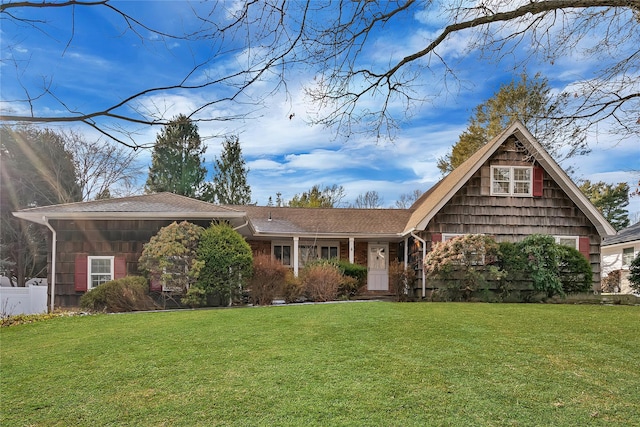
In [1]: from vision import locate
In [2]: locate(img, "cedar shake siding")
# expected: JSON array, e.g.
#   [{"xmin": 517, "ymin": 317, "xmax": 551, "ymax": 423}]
[
  {"xmin": 50, "ymin": 219, "xmax": 213, "ymax": 307},
  {"xmin": 13, "ymin": 123, "xmax": 616, "ymax": 308},
  {"xmin": 414, "ymin": 137, "xmax": 603, "ymax": 288}
]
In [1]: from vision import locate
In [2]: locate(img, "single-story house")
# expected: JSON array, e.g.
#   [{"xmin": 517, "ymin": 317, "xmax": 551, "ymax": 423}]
[
  {"xmin": 601, "ymin": 222, "xmax": 640, "ymax": 294},
  {"xmin": 13, "ymin": 121, "xmax": 616, "ymax": 310}
]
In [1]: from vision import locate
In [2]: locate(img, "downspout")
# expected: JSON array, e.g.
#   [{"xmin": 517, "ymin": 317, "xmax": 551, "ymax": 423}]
[
  {"xmin": 42, "ymin": 216, "xmax": 56, "ymax": 313},
  {"xmin": 232, "ymin": 220, "xmax": 249, "ymax": 231},
  {"xmin": 410, "ymin": 231, "xmax": 426, "ymax": 299}
]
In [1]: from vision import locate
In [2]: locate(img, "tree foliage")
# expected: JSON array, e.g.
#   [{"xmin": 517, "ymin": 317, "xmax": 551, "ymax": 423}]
[
  {"xmin": 138, "ymin": 221, "xmax": 205, "ymax": 294},
  {"xmin": 203, "ymin": 135, "xmax": 251, "ymax": 205},
  {"xmin": 437, "ymin": 74, "xmax": 587, "ymax": 174},
  {"xmin": 0, "ymin": 126, "xmax": 81, "ymax": 286},
  {"xmin": 579, "ymin": 180, "xmax": 630, "ymax": 231},
  {"xmin": 145, "ymin": 115, "xmax": 207, "ymax": 198},
  {"xmin": 424, "ymin": 234, "xmax": 504, "ymax": 301},
  {"xmin": 2, "ymin": 1, "xmax": 637, "ymax": 146},
  {"xmin": 424, "ymin": 234, "xmax": 593, "ymax": 300},
  {"xmin": 628, "ymin": 252, "xmax": 640, "ymax": 294},
  {"xmin": 195, "ymin": 222, "xmax": 253, "ymax": 305},
  {"xmin": 288, "ymin": 184, "xmax": 346, "ymax": 208}
]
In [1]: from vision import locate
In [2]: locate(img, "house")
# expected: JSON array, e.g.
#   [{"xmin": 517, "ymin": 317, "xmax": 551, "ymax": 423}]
[
  {"xmin": 13, "ymin": 121, "xmax": 615, "ymax": 309},
  {"xmin": 601, "ymin": 222, "xmax": 640, "ymax": 294}
]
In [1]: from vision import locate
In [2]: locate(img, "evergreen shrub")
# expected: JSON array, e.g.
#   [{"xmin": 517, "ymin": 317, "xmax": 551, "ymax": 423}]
[
  {"xmin": 196, "ymin": 222, "xmax": 253, "ymax": 305},
  {"xmin": 138, "ymin": 221, "xmax": 204, "ymax": 293},
  {"xmin": 79, "ymin": 276, "xmax": 155, "ymax": 312},
  {"xmin": 557, "ymin": 245, "xmax": 593, "ymax": 294},
  {"xmin": 629, "ymin": 253, "xmax": 640, "ymax": 294}
]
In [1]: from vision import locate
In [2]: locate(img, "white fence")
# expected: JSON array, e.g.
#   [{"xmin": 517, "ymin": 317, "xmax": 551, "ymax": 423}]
[{"xmin": 0, "ymin": 285, "xmax": 48, "ymax": 316}]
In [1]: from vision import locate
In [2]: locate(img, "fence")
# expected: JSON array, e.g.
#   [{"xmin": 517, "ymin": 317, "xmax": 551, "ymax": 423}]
[{"xmin": 0, "ymin": 285, "xmax": 48, "ymax": 316}]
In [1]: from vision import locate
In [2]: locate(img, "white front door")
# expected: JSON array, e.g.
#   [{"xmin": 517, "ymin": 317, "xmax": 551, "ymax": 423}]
[{"xmin": 367, "ymin": 243, "xmax": 389, "ymax": 291}]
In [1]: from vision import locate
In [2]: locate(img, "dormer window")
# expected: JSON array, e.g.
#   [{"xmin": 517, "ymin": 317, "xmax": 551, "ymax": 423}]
[{"xmin": 491, "ymin": 166, "xmax": 533, "ymax": 196}]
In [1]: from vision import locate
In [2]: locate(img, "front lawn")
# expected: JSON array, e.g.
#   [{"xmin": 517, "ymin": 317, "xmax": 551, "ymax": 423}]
[{"xmin": 1, "ymin": 302, "xmax": 638, "ymax": 426}]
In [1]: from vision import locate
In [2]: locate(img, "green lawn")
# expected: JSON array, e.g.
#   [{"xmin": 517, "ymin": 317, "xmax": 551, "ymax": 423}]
[{"xmin": 1, "ymin": 302, "xmax": 638, "ymax": 426}]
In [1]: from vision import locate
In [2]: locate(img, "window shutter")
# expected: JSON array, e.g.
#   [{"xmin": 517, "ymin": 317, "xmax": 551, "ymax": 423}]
[
  {"xmin": 74, "ymin": 255, "xmax": 88, "ymax": 292},
  {"xmin": 149, "ymin": 279, "xmax": 162, "ymax": 292},
  {"xmin": 114, "ymin": 256, "xmax": 126, "ymax": 279},
  {"xmin": 579, "ymin": 237, "xmax": 590, "ymax": 260},
  {"xmin": 533, "ymin": 167, "xmax": 544, "ymax": 197},
  {"xmin": 431, "ymin": 233, "xmax": 442, "ymax": 243}
]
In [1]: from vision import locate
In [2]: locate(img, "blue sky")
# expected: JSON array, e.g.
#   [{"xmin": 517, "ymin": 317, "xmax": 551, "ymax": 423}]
[{"xmin": 1, "ymin": 1, "xmax": 638, "ymax": 219}]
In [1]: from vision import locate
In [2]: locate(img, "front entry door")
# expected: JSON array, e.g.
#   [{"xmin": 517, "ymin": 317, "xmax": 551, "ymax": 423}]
[{"xmin": 367, "ymin": 243, "xmax": 389, "ymax": 291}]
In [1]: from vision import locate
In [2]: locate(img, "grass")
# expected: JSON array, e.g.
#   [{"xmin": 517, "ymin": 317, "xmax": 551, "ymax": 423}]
[{"xmin": 1, "ymin": 302, "xmax": 639, "ymax": 426}]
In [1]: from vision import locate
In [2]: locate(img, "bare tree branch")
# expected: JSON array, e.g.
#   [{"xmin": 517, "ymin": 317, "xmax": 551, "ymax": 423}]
[{"xmin": 1, "ymin": 0, "xmax": 638, "ymax": 147}]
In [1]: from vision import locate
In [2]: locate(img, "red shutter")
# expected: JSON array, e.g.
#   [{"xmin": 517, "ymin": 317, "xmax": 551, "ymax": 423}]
[
  {"xmin": 579, "ymin": 237, "xmax": 590, "ymax": 260},
  {"xmin": 431, "ymin": 233, "xmax": 442, "ymax": 243},
  {"xmin": 74, "ymin": 255, "xmax": 88, "ymax": 292},
  {"xmin": 114, "ymin": 256, "xmax": 126, "ymax": 279},
  {"xmin": 149, "ymin": 279, "xmax": 162, "ymax": 293},
  {"xmin": 533, "ymin": 167, "xmax": 544, "ymax": 197}
]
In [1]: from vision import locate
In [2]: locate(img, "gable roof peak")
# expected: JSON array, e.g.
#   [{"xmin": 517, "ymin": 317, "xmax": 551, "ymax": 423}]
[{"xmin": 404, "ymin": 121, "xmax": 616, "ymax": 236}]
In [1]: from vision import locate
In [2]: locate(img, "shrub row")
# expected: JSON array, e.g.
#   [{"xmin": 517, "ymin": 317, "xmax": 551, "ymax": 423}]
[
  {"xmin": 424, "ymin": 234, "xmax": 593, "ymax": 301},
  {"xmin": 247, "ymin": 257, "xmax": 368, "ymax": 305}
]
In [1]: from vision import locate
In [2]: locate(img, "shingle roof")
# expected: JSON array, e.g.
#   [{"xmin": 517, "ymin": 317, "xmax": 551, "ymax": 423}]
[
  {"xmin": 13, "ymin": 192, "xmax": 243, "ymax": 225},
  {"xmin": 233, "ymin": 205, "xmax": 411, "ymax": 238},
  {"xmin": 403, "ymin": 121, "xmax": 617, "ymax": 237},
  {"xmin": 602, "ymin": 222, "xmax": 640, "ymax": 246}
]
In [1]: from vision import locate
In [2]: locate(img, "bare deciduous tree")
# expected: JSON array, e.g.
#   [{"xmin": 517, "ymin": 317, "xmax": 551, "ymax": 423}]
[
  {"xmin": 63, "ymin": 130, "xmax": 143, "ymax": 200},
  {"xmin": 351, "ymin": 191, "xmax": 384, "ymax": 209},
  {"xmin": 1, "ymin": 1, "xmax": 638, "ymax": 146}
]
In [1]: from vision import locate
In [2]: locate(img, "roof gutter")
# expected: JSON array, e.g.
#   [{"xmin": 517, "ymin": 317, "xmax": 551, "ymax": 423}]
[
  {"xmin": 233, "ymin": 220, "xmax": 249, "ymax": 231},
  {"xmin": 410, "ymin": 231, "xmax": 427, "ymax": 299},
  {"xmin": 42, "ymin": 216, "xmax": 56, "ymax": 313}
]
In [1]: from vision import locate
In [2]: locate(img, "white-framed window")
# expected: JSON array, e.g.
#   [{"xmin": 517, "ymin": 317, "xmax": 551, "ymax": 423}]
[
  {"xmin": 554, "ymin": 236, "xmax": 578, "ymax": 250},
  {"xmin": 622, "ymin": 247, "xmax": 635, "ymax": 267},
  {"xmin": 442, "ymin": 233, "xmax": 463, "ymax": 242},
  {"xmin": 491, "ymin": 166, "xmax": 533, "ymax": 196},
  {"xmin": 273, "ymin": 241, "xmax": 339, "ymax": 268},
  {"xmin": 273, "ymin": 243, "xmax": 292, "ymax": 267},
  {"xmin": 88, "ymin": 256, "xmax": 114, "ymax": 289}
]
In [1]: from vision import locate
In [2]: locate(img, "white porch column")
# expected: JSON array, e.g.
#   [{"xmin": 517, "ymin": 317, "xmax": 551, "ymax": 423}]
[
  {"xmin": 404, "ymin": 237, "xmax": 408, "ymax": 269},
  {"xmin": 349, "ymin": 237, "xmax": 355, "ymax": 264},
  {"xmin": 293, "ymin": 236, "xmax": 300, "ymax": 277}
]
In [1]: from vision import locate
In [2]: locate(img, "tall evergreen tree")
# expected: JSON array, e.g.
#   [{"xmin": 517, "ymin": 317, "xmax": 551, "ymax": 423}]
[
  {"xmin": 437, "ymin": 74, "xmax": 587, "ymax": 175},
  {"xmin": 145, "ymin": 114, "xmax": 207, "ymax": 198},
  {"xmin": 203, "ymin": 135, "xmax": 251, "ymax": 205},
  {"xmin": 579, "ymin": 180, "xmax": 630, "ymax": 231},
  {"xmin": 1, "ymin": 125, "xmax": 82, "ymax": 285}
]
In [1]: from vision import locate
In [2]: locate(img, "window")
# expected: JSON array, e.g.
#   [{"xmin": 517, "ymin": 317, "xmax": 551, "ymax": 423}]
[
  {"xmin": 442, "ymin": 233, "xmax": 463, "ymax": 242},
  {"xmin": 554, "ymin": 236, "xmax": 578, "ymax": 250},
  {"xmin": 298, "ymin": 244, "xmax": 317, "ymax": 267},
  {"xmin": 88, "ymin": 256, "xmax": 114, "ymax": 289},
  {"xmin": 623, "ymin": 247, "xmax": 635, "ymax": 267},
  {"xmin": 273, "ymin": 241, "xmax": 340, "ymax": 268},
  {"xmin": 491, "ymin": 166, "xmax": 532, "ymax": 196},
  {"xmin": 273, "ymin": 244, "xmax": 292, "ymax": 267},
  {"xmin": 320, "ymin": 245, "xmax": 338, "ymax": 259}
]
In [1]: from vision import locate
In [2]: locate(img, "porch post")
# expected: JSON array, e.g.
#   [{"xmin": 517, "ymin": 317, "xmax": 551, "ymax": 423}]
[
  {"xmin": 349, "ymin": 237, "xmax": 355, "ymax": 264},
  {"xmin": 404, "ymin": 237, "xmax": 408, "ymax": 269},
  {"xmin": 293, "ymin": 236, "xmax": 299, "ymax": 277}
]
